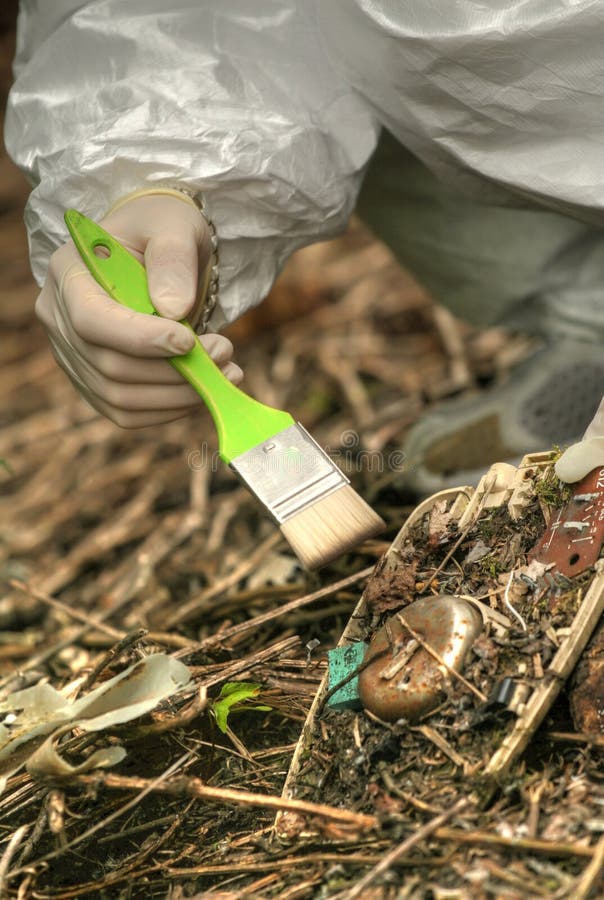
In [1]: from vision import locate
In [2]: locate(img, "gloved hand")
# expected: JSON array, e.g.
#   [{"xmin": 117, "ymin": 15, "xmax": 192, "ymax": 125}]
[
  {"xmin": 35, "ymin": 190, "xmax": 243, "ymax": 428},
  {"xmin": 555, "ymin": 397, "xmax": 604, "ymax": 482}
]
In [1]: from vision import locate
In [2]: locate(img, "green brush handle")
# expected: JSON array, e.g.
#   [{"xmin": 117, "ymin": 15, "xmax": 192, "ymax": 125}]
[{"xmin": 64, "ymin": 209, "xmax": 294, "ymax": 462}]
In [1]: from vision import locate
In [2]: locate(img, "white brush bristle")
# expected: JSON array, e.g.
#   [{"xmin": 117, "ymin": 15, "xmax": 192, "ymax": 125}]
[{"xmin": 280, "ymin": 485, "xmax": 385, "ymax": 570}]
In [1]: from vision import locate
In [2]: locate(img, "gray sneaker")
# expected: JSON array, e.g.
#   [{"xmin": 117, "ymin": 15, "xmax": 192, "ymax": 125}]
[{"xmin": 400, "ymin": 337, "xmax": 604, "ymax": 495}]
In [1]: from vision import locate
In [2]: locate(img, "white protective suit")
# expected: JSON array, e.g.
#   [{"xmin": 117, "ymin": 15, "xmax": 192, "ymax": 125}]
[{"xmin": 6, "ymin": 0, "xmax": 604, "ymax": 335}]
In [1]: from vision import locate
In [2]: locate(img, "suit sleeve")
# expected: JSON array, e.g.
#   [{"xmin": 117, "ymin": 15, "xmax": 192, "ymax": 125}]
[{"xmin": 5, "ymin": 0, "xmax": 379, "ymax": 327}]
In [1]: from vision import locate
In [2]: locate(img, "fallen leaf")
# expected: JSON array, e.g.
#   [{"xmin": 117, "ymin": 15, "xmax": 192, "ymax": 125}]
[
  {"xmin": 364, "ymin": 564, "xmax": 418, "ymax": 615},
  {"xmin": 428, "ymin": 499, "xmax": 455, "ymax": 546}
]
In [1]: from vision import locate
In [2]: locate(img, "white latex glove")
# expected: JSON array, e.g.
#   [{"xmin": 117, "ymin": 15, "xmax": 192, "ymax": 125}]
[
  {"xmin": 35, "ymin": 190, "xmax": 243, "ymax": 428},
  {"xmin": 555, "ymin": 397, "xmax": 604, "ymax": 483}
]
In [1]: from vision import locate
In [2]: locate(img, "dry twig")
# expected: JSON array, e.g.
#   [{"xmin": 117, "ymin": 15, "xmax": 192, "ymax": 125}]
[{"xmin": 331, "ymin": 798, "xmax": 468, "ymax": 900}]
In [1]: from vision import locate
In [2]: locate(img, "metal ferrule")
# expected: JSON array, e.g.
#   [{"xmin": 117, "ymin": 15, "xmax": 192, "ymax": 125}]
[{"xmin": 229, "ymin": 423, "xmax": 349, "ymax": 524}]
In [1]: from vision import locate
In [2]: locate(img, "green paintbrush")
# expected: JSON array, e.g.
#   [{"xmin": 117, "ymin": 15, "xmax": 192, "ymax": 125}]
[{"xmin": 64, "ymin": 209, "xmax": 384, "ymax": 569}]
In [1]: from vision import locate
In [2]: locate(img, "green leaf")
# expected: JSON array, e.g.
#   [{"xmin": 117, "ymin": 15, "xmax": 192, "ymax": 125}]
[{"xmin": 211, "ymin": 682, "xmax": 270, "ymax": 734}]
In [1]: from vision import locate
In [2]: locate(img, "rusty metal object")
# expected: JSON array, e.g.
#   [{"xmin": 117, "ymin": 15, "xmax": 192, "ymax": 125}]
[
  {"xmin": 528, "ymin": 465, "xmax": 604, "ymax": 734},
  {"xmin": 358, "ymin": 595, "xmax": 482, "ymax": 722},
  {"xmin": 530, "ymin": 466, "xmax": 604, "ymax": 577}
]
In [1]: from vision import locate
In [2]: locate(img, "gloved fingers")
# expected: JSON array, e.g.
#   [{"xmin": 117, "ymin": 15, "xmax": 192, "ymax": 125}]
[
  {"xmin": 36, "ymin": 197, "xmax": 239, "ymax": 430},
  {"xmin": 50, "ymin": 341, "xmax": 201, "ymax": 428},
  {"xmin": 79, "ymin": 333, "xmax": 238, "ymax": 385},
  {"xmin": 85, "ymin": 346, "xmax": 191, "ymax": 384},
  {"xmin": 81, "ymin": 360, "xmax": 244, "ymax": 416},
  {"xmin": 51, "ymin": 333, "xmax": 243, "ymax": 409},
  {"xmin": 45, "ymin": 280, "xmax": 243, "ymax": 411},
  {"xmin": 145, "ymin": 229, "xmax": 199, "ymax": 320},
  {"xmin": 46, "ymin": 326, "xmax": 200, "ymax": 410},
  {"xmin": 554, "ymin": 436, "xmax": 604, "ymax": 483},
  {"xmin": 106, "ymin": 407, "xmax": 199, "ymax": 429},
  {"xmin": 35, "ymin": 275, "xmax": 63, "ymax": 331},
  {"xmin": 221, "ymin": 361, "xmax": 244, "ymax": 385},
  {"xmin": 85, "ymin": 375, "xmax": 204, "ymax": 412},
  {"xmin": 199, "ymin": 333, "xmax": 235, "ymax": 367},
  {"xmin": 101, "ymin": 193, "xmax": 212, "ymax": 322},
  {"xmin": 82, "ymin": 390, "xmax": 201, "ymax": 429},
  {"xmin": 48, "ymin": 325, "xmax": 243, "ymax": 424},
  {"xmin": 58, "ymin": 263, "xmax": 196, "ymax": 357},
  {"xmin": 555, "ymin": 396, "xmax": 604, "ymax": 483}
]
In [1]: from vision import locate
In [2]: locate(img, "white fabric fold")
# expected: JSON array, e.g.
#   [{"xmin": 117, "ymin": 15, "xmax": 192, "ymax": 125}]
[
  {"xmin": 6, "ymin": 0, "xmax": 604, "ymax": 332},
  {"xmin": 5, "ymin": 0, "xmax": 378, "ymax": 328}
]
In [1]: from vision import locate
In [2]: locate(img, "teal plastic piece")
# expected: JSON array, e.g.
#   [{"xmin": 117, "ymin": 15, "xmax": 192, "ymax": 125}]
[{"xmin": 327, "ymin": 642, "xmax": 368, "ymax": 711}]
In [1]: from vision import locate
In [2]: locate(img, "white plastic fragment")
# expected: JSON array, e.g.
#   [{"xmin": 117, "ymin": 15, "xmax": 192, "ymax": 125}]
[
  {"xmin": 27, "ymin": 727, "xmax": 127, "ymax": 780},
  {"xmin": 0, "ymin": 654, "xmax": 191, "ymax": 791},
  {"xmin": 246, "ymin": 552, "xmax": 300, "ymax": 590}
]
